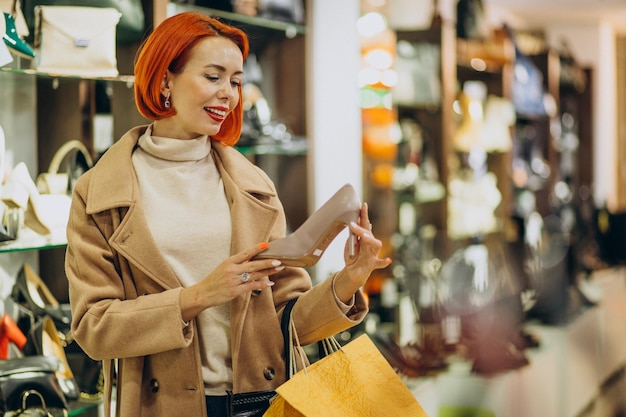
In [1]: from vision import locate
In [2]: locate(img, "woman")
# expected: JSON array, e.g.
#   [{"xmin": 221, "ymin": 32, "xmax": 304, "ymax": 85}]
[{"xmin": 65, "ymin": 12, "xmax": 391, "ymax": 417}]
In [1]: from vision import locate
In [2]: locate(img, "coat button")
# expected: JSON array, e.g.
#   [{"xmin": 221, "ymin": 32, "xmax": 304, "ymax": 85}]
[
  {"xmin": 150, "ymin": 379, "xmax": 159, "ymax": 393},
  {"xmin": 263, "ymin": 367, "xmax": 275, "ymax": 381}
]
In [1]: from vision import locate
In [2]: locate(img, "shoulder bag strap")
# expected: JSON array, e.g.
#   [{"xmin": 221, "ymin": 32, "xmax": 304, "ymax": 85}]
[{"xmin": 280, "ymin": 298, "xmax": 298, "ymax": 381}]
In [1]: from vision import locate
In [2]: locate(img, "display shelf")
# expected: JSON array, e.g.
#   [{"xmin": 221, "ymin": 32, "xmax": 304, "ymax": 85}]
[
  {"xmin": 67, "ymin": 399, "xmax": 102, "ymax": 417},
  {"xmin": 0, "ymin": 229, "xmax": 67, "ymax": 254},
  {"xmin": 236, "ymin": 136, "xmax": 307, "ymax": 156},
  {"xmin": 0, "ymin": 67, "xmax": 135, "ymax": 83},
  {"xmin": 166, "ymin": 3, "xmax": 306, "ymax": 37}
]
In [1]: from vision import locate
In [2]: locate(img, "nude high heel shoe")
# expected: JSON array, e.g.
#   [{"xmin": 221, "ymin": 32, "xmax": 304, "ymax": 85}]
[{"xmin": 253, "ymin": 184, "xmax": 361, "ymax": 267}]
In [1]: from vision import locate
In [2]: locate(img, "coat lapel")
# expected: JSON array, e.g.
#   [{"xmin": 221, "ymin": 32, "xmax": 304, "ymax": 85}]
[
  {"xmin": 211, "ymin": 141, "xmax": 279, "ymax": 253},
  {"xmin": 86, "ymin": 126, "xmax": 181, "ymax": 291},
  {"xmin": 85, "ymin": 130, "xmax": 283, "ymax": 351},
  {"xmin": 212, "ymin": 142, "xmax": 281, "ymax": 355}
]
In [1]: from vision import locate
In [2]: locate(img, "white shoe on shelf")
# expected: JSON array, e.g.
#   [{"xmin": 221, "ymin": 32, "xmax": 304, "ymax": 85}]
[{"xmin": 1, "ymin": 162, "xmax": 56, "ymax": 236}]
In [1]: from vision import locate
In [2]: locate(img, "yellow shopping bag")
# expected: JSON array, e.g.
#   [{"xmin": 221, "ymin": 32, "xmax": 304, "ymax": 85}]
[{"xmin": 264, "ymin": 334, "xmax": 428, "ymax": 417}]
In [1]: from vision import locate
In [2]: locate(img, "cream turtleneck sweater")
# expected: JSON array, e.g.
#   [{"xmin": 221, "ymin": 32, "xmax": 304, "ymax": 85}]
[{"xmin": 132, "ymin": 126, "xmax": 233, "ymax": 395}]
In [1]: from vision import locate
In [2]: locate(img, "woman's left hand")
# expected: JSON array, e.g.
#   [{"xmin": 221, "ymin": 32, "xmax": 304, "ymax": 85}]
[{"xmin": 334, "ymin": 202, "xmax": 391, "ymax": 303}]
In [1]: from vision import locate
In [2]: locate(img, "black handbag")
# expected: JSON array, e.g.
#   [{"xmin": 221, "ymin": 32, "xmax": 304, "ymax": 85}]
[
  {"xmin": 22, "ymin": 0, "xmax": 145, "ymax": 44},
  {"xmin": 258, "ymin": 0, "xmax": 304, "ymax": 24},
  {"xmin": 456, "ymin": 0, "xmax": 489, "ymax": 40},
  {"xmin": 11, "ymin": 390, "xmax": 55, "ymax": 417},
  {"xmin": 0, "ymin": 356, "xmax": 68, "ymax": 414}
]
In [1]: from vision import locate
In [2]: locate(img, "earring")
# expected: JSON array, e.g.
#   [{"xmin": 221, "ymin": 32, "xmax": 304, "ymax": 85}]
[{"xmin": 164, "ymin": 93, "xmax": 171, "ymax": 109}]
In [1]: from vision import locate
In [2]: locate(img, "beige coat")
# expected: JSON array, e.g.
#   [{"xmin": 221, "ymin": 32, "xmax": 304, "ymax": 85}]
[{"xmin": 65, "ymin": 126, "xmax": 368, "ymax": 417}]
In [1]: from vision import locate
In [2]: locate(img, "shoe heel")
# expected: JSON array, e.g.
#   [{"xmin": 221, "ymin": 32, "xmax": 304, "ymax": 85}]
[
  {"xmin": 12, "ymin": 263, "xmax": 71, "ymax": 332},
  {"xmin": 1, "ymin": 181, "xmax": 29, "ymax": 209},
  {"xmin": 25, "ymin": 316, "xmax": 79, "ymax": 400}
]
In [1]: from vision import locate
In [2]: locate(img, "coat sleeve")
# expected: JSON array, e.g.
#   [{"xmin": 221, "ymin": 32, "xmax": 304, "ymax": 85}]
[{"xmin": 65, "ymin": 174, "xmax": 193, "ymax": 360}]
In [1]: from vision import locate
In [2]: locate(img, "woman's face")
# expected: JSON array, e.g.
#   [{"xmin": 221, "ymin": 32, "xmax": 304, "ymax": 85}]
[{"xmin": 154, "ymin": 36, "xmax": 244, "ymax": 140}]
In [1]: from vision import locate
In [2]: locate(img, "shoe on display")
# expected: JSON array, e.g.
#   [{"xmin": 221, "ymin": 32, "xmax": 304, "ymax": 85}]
[
  {"xmin": 24, "ymin": 315, "xmax": 79, "ymax": 400},
  {"xmin": 11, "ymin": 263, "xmax": 72, "ymax": 336},
  {"xmin": 2, "ymin": 12, "xmax": 33, "ymax": 59}
]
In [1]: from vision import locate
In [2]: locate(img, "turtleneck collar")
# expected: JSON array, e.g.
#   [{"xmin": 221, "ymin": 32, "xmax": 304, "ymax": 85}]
[{"xmin": 137, "ymin": 125, "xmax": 211, "ymax": 162}]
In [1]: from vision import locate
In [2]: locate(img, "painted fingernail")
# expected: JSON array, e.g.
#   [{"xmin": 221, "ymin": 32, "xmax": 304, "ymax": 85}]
[
  {"xmin": 275, "ymin": 266, "xmax": 285, "ymax": 271},
  {"xmin": 259, "ymin": 242, "xmax": 269, "ymax": 250},
  {"xmin": 271, "ymin": 260, "xmax": 282, "ymax": 267},
  {"xmin": 267, "ymin": 281, "xmax": 275, "ymax": 286}
]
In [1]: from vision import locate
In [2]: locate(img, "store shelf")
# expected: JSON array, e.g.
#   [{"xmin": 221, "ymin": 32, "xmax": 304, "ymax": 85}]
[
  {"xmin": 167, "ymin": 4, "xmax": 306, "ymax": 36},
  {"xmin": 0, "ymin": 229, "xmax": 67, "ymax": 254},
  {"xmin": 236, "ymin": 136, "xmax": 307, "ymax": 156},
  {"xmin": 68, "ymin": 399, "xmax": 102, "ymax": 417},
  {"xmin": 166, "ymin": 4, "xmax": 305, "ymax": 52},
  {"xmin": 0, "ymin": 67, "xmax": 134, "ymax": 83}
]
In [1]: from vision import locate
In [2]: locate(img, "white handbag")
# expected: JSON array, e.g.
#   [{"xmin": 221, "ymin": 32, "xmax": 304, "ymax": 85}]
[
  {"xmin": 33, "ymin": 5, "xmax": 121, "ymax": 77},
  {"xmin": 36, "ymin": 140, "xmax": 94, "ymax": 195}
]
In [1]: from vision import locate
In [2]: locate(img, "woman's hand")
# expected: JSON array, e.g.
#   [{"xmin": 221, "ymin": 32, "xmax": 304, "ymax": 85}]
[
  {"xmin": 180, "ymin": 243, "xmax": 283, "ymax": 322},
  {"xmin": 335, "ymin": 202, "xmax": 391, "ymax": 304}
]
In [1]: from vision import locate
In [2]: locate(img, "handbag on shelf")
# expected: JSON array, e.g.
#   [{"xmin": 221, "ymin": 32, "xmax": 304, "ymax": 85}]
[
  {"xmin": 264, "ymin": 305, "xmax": 428, "ymax": 417},
  {"xmin": 257, "ymin": 0, "xmax": 304, "ymax": 24},
  {"xmin": 512, "ymin": 47, "xmax": 549, "ymax": 118},
  {"xmin": 36, "ymin": 140, "xmax": 94, "ymax": 196},
  {"xmin": 0, "ymin": 356, "xmax": 68, "ymax": 415},
  {"xmin": 23, "ymin": 0, "xmax": 144, "ymax": 45},
  {"xmin": 33, "ymin": 5, "xmax": 122, "ymax": 77},
  {"xmin": 456, "ymin": 0, "xmax": 490, "ymax": 40},
  {"xmin": 10, "ymin": 389, "xmax": 55, "ymax": 417},
  {"xmin": 392, "ymin": 41, "xmax": 441, "ymax": 107}
]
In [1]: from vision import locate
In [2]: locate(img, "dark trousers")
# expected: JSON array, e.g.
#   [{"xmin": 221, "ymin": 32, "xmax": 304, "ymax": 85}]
[{"xmin": 205, "ymin": 395, "xmax": 229, "ymax": 416}]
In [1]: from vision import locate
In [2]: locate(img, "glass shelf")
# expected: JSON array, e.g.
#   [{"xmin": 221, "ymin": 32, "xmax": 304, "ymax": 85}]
[
  {"xmin": 0, "ymin": 66, "xmax": 135, "ymax": 84},
  {"xmin": 0, "ymin": 228, "xmax": 67, "ymax": 254},
  {"xmin": 236, "ymin": 137, "xmax": 307, "ymax": 156},
  {"xmin": 68, "ymin": 399, "xmax": 102, "ymax": 416},
  {"xmin": 167, "ymin": 4, "xmax": 305, "ymax": 51},
  {"xmin": 33, "ymin": 399, "xmax": 102, "ymax": 417},
  {"xmin": 167, "ymin": 4, "xmax": 306, "ymax": 37}
]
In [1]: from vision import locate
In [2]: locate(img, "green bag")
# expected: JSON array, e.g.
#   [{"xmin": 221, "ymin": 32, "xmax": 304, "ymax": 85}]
[{"xmin": 23, "ymin": 0, "xmax": 145, "ymax": 45}]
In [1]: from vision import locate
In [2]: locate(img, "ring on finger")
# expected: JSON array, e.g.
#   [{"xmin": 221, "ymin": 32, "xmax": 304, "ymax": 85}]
[{"xmin": 240, "ymin": 272, "xmax": 251, "ymax": 283}]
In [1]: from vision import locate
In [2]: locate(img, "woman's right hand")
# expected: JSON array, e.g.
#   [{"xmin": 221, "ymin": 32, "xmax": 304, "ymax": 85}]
[{"xmin": 180, "ymin": 242, "xmax": 283, "ymax": 322}]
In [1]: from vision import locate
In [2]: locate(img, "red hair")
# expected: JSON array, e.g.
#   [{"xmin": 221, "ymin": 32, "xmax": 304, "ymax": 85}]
[{"xmin": 134, "ymin": 12, "xmax": 249, "ymax": 146}]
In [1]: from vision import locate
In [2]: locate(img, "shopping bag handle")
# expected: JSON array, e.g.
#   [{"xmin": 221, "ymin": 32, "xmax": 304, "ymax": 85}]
[{"xmin": 280, "ymin": 298, "xmax": 342, "ymax": 380}]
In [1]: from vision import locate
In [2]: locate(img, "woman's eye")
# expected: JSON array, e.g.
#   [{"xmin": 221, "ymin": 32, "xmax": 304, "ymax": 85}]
[
  {"xmin": 231, "ymin": 80, "xmax": 242, "ymax": 87},
  {"xmin": 205, "ymin": 75, "xmax": 219, "ymax": 82}
]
